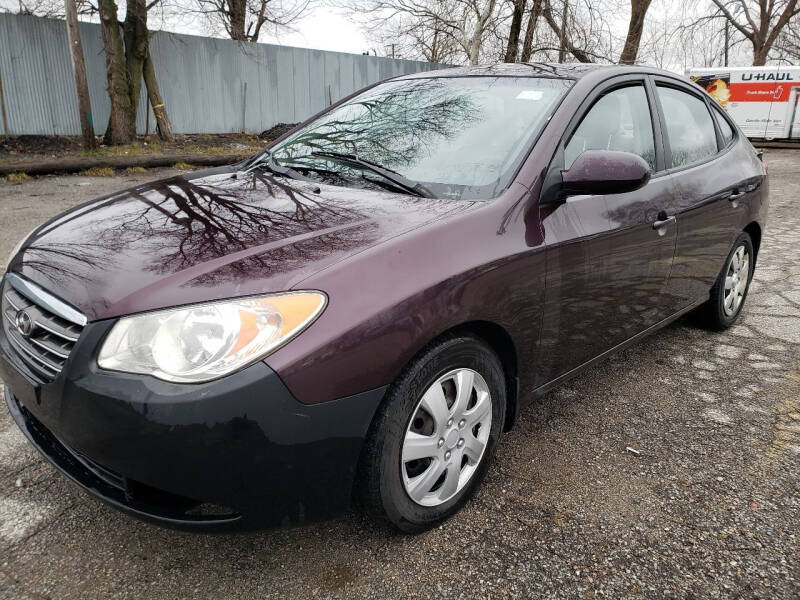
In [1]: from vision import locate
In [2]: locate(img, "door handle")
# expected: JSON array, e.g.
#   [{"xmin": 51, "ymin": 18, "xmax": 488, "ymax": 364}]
[
  {"xmin": 728, "ymin": 190, "xmax": 745, "ymax": 201},
  {"xmin": 652, "ymin": 215, "xmax": 676, "ymax": 229}
]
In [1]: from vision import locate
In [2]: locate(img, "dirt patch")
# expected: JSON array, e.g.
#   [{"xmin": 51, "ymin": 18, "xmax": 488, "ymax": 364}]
[
  {"xmin": 259, "ymin": 123, "xmax": 297, "ymax": 140},
  {"xmin": 0, "ymin": 134, "xmax": 84, "ymax": 156},
  {"xmin": 0, "ymin": 133, "xmax": 276, "ymax": 166},
  {"xmin": 0, "ymin": 131, "xmax": 303, "ymax": 176}
]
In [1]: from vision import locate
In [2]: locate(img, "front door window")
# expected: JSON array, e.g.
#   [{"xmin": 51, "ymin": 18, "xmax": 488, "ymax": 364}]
[{"xmin": 564, "ymin": 85, "xmax": 656, "ymax": 171}]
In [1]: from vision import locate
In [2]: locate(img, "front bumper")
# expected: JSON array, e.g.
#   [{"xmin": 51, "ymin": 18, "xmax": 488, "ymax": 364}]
[{"xmin": 1, "ymin": 318, "xmax": 386, "ymax": 532}]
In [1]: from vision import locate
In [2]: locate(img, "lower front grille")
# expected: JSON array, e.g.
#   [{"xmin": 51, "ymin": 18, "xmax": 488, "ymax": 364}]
[
  {"xmin": 1, "ymin": 274, "xmax": 85, "ymax": 383},
  {"xmin": 12, "ymin": 395, "xmax": 240, "ymax": 525},
  {"xmin": 71, "ymin": 447, "xmax": 128, "ymax": 493}
]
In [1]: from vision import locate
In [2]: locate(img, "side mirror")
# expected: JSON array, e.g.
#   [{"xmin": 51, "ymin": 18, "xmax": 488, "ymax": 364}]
[{"xmin": 561, "ymin": 150, "xmax": 651, "ymax": 196}]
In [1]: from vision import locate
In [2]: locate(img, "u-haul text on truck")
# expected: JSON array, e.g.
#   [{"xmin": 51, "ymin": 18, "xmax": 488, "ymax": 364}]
[{"xmin": 687, "ymin": 66, "xmax": 800, "ymax": 140}]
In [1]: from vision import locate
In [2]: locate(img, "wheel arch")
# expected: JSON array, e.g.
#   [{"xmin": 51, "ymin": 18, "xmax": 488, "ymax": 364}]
[
  {"xmin": 421, "ymin": 320, "xmax": 520, "ymax": 432},
  {"xmin": 351, "ymin": 318, "xmax": 521, "ymax": 512},
  {"xmin": 743, "ymin": 221, "xmax": 762, "ymax": 263}
]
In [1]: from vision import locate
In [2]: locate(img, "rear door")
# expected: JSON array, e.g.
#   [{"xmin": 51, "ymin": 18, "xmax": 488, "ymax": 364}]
[
  {"xmin": 651, "ymin": 78, "xmax": 758, "ymax": 309},
  {"xmin": 536, "ymin": 75, "xmax": 678, "ymax": 386}
]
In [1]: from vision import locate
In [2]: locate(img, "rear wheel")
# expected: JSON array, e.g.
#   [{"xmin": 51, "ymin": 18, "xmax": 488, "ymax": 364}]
[
  {"xmin": 359, "ymin": 335, "xmax": 505, "ymax": 532},
  {"xmin": 697, "ymin": 232, "xmax": 754, "ymax": 330}
]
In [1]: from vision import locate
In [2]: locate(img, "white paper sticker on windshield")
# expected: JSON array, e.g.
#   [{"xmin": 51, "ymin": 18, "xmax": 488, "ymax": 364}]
[{"xmin": 516, "ymin": 90, "xmax": 544, "ymax": 100}]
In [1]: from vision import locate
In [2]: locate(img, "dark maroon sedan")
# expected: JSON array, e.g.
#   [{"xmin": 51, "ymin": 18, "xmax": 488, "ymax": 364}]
[{"xmin": 1, "ymin": 64, "xmax": 768, "ymax": 532}]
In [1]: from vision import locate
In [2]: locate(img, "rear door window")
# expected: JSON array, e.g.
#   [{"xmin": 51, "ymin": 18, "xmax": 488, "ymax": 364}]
[
  {"xmin": 657, "ymin": 86, "xmax": 718, "ymax": 168},
  {"xmin": 565, "ymin": 84, "xmax": 656, "ymax": 171}
]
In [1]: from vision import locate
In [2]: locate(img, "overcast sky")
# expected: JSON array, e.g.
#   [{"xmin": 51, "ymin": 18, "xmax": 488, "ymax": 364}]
[
  {"xmin": 0, "ymin": 2, "xmax": 373, "ymax": 54},
  {"xmin": 158, "ymin": 5, "xmax": 373, "ymax": 55},
  {"xmin": 252, "ymin": 8, "xmax": 371, "ymax": 55},
  {"xmin": 0, "ymin": 0, "xmax": 754, "ymax": 69}
]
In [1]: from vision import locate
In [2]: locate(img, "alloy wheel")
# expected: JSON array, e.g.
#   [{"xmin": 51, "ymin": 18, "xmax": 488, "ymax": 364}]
[
  {"xmin": 723, "ymin": 244, "xmax": 750, "ymax": 317},
  {"xmin": 401, "ymin": 368, "xmax": 492, "ymax": 507}
]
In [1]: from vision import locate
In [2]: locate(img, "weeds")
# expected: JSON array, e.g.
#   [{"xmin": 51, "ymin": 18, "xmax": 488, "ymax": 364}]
[{"xmin": 80, "ymin": 167, "xmax": 115, "ymax": 177}]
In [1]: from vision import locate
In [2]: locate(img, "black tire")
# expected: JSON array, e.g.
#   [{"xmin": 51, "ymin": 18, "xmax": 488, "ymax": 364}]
[
  {"xmin": 696, "ymin": 232, "xmax": 755, "ymax": 331},
  {"xmin": 358, "ymin": 334, "xmax": 506, "ymax": 533}
]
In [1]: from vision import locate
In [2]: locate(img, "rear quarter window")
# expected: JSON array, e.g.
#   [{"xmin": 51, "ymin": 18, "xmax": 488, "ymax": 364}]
[{"xmin": 712, "ymin": 108, "xmax": 735, "ymax": 146}]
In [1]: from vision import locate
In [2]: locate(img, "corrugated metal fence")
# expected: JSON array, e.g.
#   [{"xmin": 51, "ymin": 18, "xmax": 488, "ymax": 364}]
[{"xmin": 0, "ymin": 13, "xmax": 443, "ymax": 136}]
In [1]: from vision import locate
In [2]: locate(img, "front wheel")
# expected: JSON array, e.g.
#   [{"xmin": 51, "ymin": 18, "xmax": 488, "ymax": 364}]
[
  {"xmin": 697, "ymin": 232, "xmax": 755, "ymax": 330},
  {"xmin": 358, "ymin": 335, "xmax": 506, "ymax": 533}
]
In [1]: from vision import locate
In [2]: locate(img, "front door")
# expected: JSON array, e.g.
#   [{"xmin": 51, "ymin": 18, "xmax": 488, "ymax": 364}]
[{"xmin": 536, "ymin": 78, "xmax": 678, "ymax": 387}]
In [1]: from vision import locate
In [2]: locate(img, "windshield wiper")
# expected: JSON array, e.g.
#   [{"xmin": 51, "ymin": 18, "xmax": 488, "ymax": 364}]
[
  {"xmin": 310, "ymin": 151, "xmax": 433, "ymax": 198},
  {"xmin": 234, "ymin": 152, "xmax": 318, "ymax": 186}
]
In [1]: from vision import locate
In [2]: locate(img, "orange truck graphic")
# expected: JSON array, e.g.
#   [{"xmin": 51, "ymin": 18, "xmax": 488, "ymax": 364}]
[{"xmin": 688, "ymin": 66, "xmax": 800, "ymax": 140}]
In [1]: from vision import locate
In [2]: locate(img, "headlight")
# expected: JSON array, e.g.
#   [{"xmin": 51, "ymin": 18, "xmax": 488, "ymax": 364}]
[{"xmin": 98, "ymin": 292, "xmax": 326, "ymax": 383}]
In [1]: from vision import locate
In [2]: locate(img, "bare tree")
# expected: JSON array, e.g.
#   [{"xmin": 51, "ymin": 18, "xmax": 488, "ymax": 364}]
[
  {"xmin": 540, "ymin": 0, "xmax": 594, "ymax": 61},
  {"xmin": 343, "ymin": 0, "xmax": 503, "ymax": 65},
  {"xmin": 634, "ymin": 9, "xmax": 684, "ymax": 68},
  {"xmin": 95, "ymin": 0, "xmax": 174, "ymax": 144},
  {"xmin": 190, "ymin": 0, "xmax": 310, "ymax": 42},
  {"xmin": 670, "ymin": 13, "xmax": 745, "ymax": 68},
  {"xmin": 375, "ymin": 11, "xmax": 461, "ymax": 62},
  {"xmin": 123, "ymin": 0, "xmax": 173, "ymax": 140},
  {"xmin": 410, "ymin": 15, "xmax": 462, "ymax": 62},
  {"xmin": 7, "ymin": 0, "xmax": 63, "ymax": 15},
  {"xmin": 142, "ymin": 52, "xmax": 173, "ymax": 140},
  {"xmin": 773, "ymin": 14, "xmax": 800, "ymax": 60},
  {"xmin": 503, "ymin": 0, "xmax": 525, "ymax": 61},
  {"xmin": 618, "ymin": 0, "xmax": 652, "ymax": 63},
  {"xmin": 531, "ymin": 0, "xmax": 652, "ymax": 63},
  {"xmin": 3, "ymin": 0, "xmax": 175, "ymax": 143},
  {"xmin": 2, "ymin": 0, "xmax": 96, "ymax": 19},
  {"xmin": 709, "ymin": 0, "xmax": 800, "ymax": 64},
  {"xmin": 409, "ymin": 0, "xmax": 658, "ymax": 66},
  {"xmin": 65, "ymin": 0, "xmax": 96, "ymax": 148},
  {"xmin": 464, "ymin": 0, "xmax": 499, "ymax": 63},
  {"xmin": 97, "ymin": 0, "xmax": 134, "ymax": 144},
  {"xmin": 519, "ymin": 0, "xmax": 543, "ymax": 60}
]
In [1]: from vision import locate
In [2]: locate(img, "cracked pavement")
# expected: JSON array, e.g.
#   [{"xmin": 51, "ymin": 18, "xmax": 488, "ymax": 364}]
[{"xmin": 0, "ymin": 152, "xmax": 798, "ymax": 599}]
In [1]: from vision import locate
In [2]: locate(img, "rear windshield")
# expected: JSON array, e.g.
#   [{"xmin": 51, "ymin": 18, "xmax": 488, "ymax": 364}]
[{"xmin": 269, "ymin": 76, "xmax": 572, "ymax": 200}]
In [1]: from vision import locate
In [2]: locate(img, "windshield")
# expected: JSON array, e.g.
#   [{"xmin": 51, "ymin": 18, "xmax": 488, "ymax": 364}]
[{"xmin": 268, "ymin": 76, "xmax": 572, "ymax": 200}]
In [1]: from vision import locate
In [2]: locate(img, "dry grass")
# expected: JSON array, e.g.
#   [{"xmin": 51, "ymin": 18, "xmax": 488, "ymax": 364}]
[
  {"xmin": 81, "ymin": 143, "xmax": 163, "ymax": 158},
  {"xmin": 79, "ymin": 167, "xmax": 115, "ymax": 177},
  {"xmin": 124, "ymin": 166, "xmax": 148, "ymax": 174},
  {"xmin": 172, "ymin": 162, "xmax": 196, "ymax": 171},
  {"xmin": 181, "ymin": 144, "xmax": 261, "ymax": 155},
  {"xmin": 5, "ymin": 171, "xmax": 31, "ymax": 182},
  {"xmin": 77, "ymin": 137, "xmax": 261, "ymax": 159}
]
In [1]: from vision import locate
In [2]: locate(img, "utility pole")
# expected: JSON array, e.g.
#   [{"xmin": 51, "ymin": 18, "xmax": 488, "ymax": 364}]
[
  {"xmin": 724, "ymin": 20, "xmax": 729, "ymax": 67},
  {"xmin": 64, "ymin": 0, "xmax": 96, "ymax": 149}
]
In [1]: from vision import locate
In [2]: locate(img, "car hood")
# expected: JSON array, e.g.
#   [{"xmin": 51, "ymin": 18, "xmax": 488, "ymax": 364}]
[{"xmin": 10, "ymin": 168, "xmax": 478, "ymax": 321}]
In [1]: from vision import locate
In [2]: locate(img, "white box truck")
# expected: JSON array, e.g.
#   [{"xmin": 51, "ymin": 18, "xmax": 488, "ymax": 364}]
[{"xmin": 687, "ymin": 66, "xmax": 800, "ymax": 140}]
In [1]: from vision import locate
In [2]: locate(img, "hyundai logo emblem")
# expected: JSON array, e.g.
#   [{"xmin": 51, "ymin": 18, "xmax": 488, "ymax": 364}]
[{"xmin": 15, "ymin": 309, "xmax": 34, "ymax": 337}]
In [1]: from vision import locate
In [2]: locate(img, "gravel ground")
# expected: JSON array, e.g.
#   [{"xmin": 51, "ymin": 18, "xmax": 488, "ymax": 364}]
[{"xmin": 0, "ymin": 154, "xmax": 798, "ymax": 599}]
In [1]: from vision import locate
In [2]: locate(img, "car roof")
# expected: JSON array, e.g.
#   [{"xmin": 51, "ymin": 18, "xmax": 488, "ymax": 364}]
[{"xmin": 398, "ymin": 62, "xmax": 682, "ymax": 81}]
